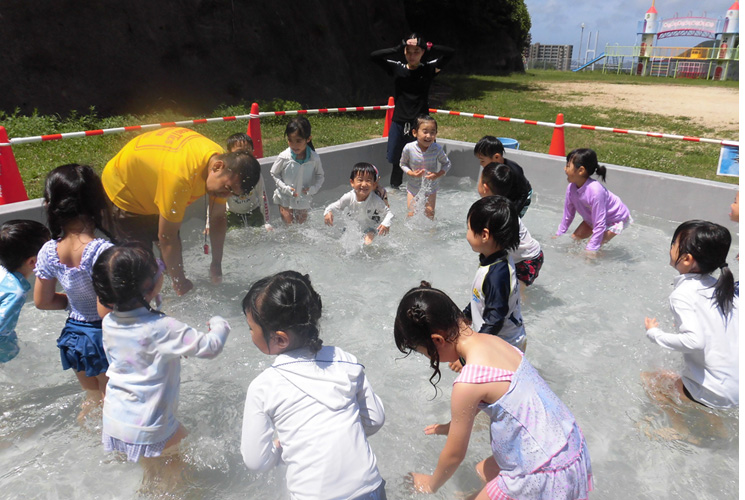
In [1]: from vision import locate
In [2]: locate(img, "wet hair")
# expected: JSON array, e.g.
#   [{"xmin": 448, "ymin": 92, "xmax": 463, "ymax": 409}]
[
  {"xmin": 285, "ymin": 116, "xmax": 315, "ymax": 151},
  {"xmin": 226, "ymin": 132, "xmax": 254, "ymax": 152},
  {"xmin": 218, "ymin": 150, "xmax": 261, "ymax": 195},
  {"xmin": 242, "ymin": 270, "xmax": 323, "ymax": 354},
  {"xmin": 567, "ymin": 148, "xmax": 607, "ymax": 182},
  {"xmin": 473, "ymin": 136, "xmax": 505, "ymax": 158},
  {"xmin": 0, "ymin": 220, "xmax": 50, "ymax": 271},
  {"xmin": 413, "ymin": 114, "xmax": 437, "ymax": 132},
  {"xmin": 43, "ymin": 163, "xmax": 114, "ymax": 240},
  {"xmin": 350, "ymin": 162, "xmax": 379, "ymax": 182},
  {"xmin": 394, "ymin": 281, "xmax": 464, "ymax": 388},
  {"xmin": 92, "ymin": 242, "xmax": 161, "ymax": 312},
  {"xmin": 671, "ymin": 220, "xmax": 735, "ymax": 316},
  {"xmin": 467, "ymin": 195, "xmax": 520, "ymax": 252}
]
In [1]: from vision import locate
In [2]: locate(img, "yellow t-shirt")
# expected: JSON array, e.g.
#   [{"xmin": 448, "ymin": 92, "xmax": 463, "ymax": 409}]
[{"xmin": 102, "ymin": 127, "xmax": 224, "ymax": 222}]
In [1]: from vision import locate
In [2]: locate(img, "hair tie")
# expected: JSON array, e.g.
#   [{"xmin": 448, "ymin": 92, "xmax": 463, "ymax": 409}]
[
  {"xmin": 371, "ymin": 164, "xmax": 379, "ymax": 181},
  {"xmin": 719, "ymin": 262, "xmax": 729, "ymax": 270}
]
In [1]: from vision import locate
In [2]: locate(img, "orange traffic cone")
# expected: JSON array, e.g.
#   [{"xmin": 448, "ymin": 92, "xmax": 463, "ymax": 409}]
[
  {"xmin": 0, "ymin": 126, "xmax": 29, "ymax": 205},
  {"xmin": 548, "ymin": 113, "xmax": 566, "ymax": 157},
  {"xmin": 382, "ymin": 96, "xmax": 394, "ymax": 138},
  {"xmin": 247, "ymin": 102, "xmax": 264, "ymax": 158}
]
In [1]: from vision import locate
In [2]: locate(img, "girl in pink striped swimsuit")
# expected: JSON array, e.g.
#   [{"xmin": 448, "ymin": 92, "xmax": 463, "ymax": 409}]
[{"xmin": 394, "ymin": 282, "xmax": 593, "ymax": 499}]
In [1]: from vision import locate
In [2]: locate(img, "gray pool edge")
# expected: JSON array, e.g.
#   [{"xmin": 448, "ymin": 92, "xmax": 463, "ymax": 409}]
[{"xmin": 1, "ymin": 137, "xmax": 738, "ymax": 228}]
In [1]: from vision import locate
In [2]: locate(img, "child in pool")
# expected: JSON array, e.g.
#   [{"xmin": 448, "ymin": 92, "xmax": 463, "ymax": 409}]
[
  {"xmin": 478, "ymin": 163, "xmax": 544, "ymax": 288},
  {"xmin": 224, "ymin": 133, "xmax": 272, "ymax": 230},
  {"xmin": 270, "ymin": 117, "xmax": 325, "ymax": 224},
  {"xmin": 0, "ymin": 220, "xmax": 50, "ymax": 363},
  {"xmin": 462, "ymin": 196, "xmax": 525, "ymax": 355},
  {"xmin": 34, "ymin": 164, "xmax": 115, "ymax": 418},
  {"xmin": 324, "ymin": 162, "xmax": 394, "ymax": 245},
  {"xmin": 400, "ymin": 115, "xmax": 451, "ymax": 219},
  {"xmin": 92, "ymin": 243, "xmax": 229, "ymax": 490},
  {"xmin": 240, "ymin": 270, "xmax": 387, "ymax": 500},
  {"xmin": 643, "ymin": 221, "xmax": 738, "ymax": 432},
  {"xmin": 394, "ymin": 282, "xmax": 593, "ymax": 499},
  {"xmin": 474, "ymin": 136, "xmax": 533, "ymax": 217},
  {"xmin": 555, "ymin": 148, "xmax": 631, "ymax": 256}
]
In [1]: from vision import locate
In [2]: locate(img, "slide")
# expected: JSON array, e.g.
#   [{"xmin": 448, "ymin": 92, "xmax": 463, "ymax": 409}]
[{"xmin": 573, "ymin": 53, "xmax": 606, "ymax": 72}]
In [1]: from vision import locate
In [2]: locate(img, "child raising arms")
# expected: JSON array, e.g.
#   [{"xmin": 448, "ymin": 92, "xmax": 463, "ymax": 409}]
[
  {"xmin": 643, "ymin": 220, "xmax": 738, "ymax": 415},
  {"xmin": 271, "ymin": 117, "xmax": 325, "ymax": 225},
  {"xmin": 556, "ymin": 148, "xmax": 631, "ymax": 255},
  {"xmin": 324, "ymin": 162, "xmax": 394, "ymax": 245},
  {"xmin": 92, "ymin": 243, "xmax": 229, "ymax": 488},
  {"xmin": 241, "ymin": 271, "xmax": 387, "ymax": 500},
  {"xmin": 34, "ymin": 164, "xmax": 115, "ymax": 418},
  {"xmin": 400, "ymin": 115, "xmax": 451, "ymax": 219},
  {"xmin": 394, "ymin": 282, "xmax": 592, "ymax": 499}
]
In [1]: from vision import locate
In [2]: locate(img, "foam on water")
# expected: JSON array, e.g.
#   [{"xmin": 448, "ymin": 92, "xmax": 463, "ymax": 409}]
[{"xmin": 1, "ymin": 176, "xmax": 739, "ymax": 499}]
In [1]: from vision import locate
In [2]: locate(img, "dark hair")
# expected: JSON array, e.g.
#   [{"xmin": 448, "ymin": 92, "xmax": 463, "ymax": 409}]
[
  {"xmin": 473, "ymin": 136, "xmax": 505, "ymax": 158},
  {"xmin": 413, "ymin": 114, "xmax": 437, "ymax": 132},
  {"xmin": 285, "ymin": 116, "xmax": 315, "ymax": 151},
  {"xmin": 567, "ymin": 148, "xmax": 607, "ymax": 182},
  {"xmin": 226, "ymin": 132, "xmax": 254, "ymax": 152},
  {"xmin": 350, "ymin": 162, "xmax": 379, "ymax": 182},
  {"xmin": 0, "ymin": 220, "xmax": 51, "ymax": 271},
  {"xmin": 43, "ymin": 163, "xmax": 114, "ymax": 240},
  {"xmin": 467, "ymin": 195, "xmax": 520, "ymax": 252},
  {"xmin": 394, "ymin": 281, "xmax": 464, "ymax": 388},
  {"xmin": 481, "ymin": 163, "xmax": 517, "ymax": 199},
  {"xmin": 403, "ymin": 32, "xmax": 428, "ymax": 49},
  {"xmin": 218, "ymin": 150, "xmax": 261, "ymax": 195},
  {"xmin": 242, "ymin": 270, "xmax": 323, "ymax": 354},
  {"xmin": 671, "ymin": 220, "xmax": 735, "ymax": 316},
  {"xmin": 92, "ymin": 242, "xmax": 161, "ymax": 312}
]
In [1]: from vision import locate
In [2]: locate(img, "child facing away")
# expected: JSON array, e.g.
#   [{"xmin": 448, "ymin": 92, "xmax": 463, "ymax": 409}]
[
  {"xmin": 461, "ymin": 196, "xmax": 526, "ymax": 367},
  {"xmin": 224, "ymin": 133, "xmax": 272, "ymax": 230},
  {"xmin": 0, "ymin": 220, "xmax": 51, "ymax": 363},
  {"xmin": 270, "ymin": 117, "xmax": 325, "ymax": 225},
  {"xmin": 474, "ymin": 136, "xmax": 533, "ymax": 217},
  {"xmin": 556, "ymin": 148, "xmax": 631, "ymax": 256},
  {"xmin": 92, "ymin": 243, "xmax": 229, "ymax": 490},
  {"xmin": 479, "ymin": 163, "xmax": 544, "ymax": 288},
  {"xmin": 400, "ymin": 115, "xmax": 451, "ymax": 219},
  {"xmin": 33, "ymin": 164, "xmax": 115, "ymax": 418},
  {"xmin": 643, "ymin": 221, "xmax": 738, "ymax": 429},
  {"xmin": 394, "ymin": 282, "xmax": 592, "ymax": 499},
  {"xmin": 241, "ymin": 271, "xmax": 387, "ymax": 500},
  {"xmin": 324, "ymin": 162, "xmax": 394, "ymax": 245}
]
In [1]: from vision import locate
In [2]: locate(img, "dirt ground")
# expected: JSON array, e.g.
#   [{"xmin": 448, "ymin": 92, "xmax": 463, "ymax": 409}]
[{"xmin": 540, "ymin": 82, "xmax": 739, "ymax": 132}]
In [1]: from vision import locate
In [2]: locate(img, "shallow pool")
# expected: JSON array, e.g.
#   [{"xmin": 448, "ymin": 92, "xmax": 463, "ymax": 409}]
[{"xmin": 1, "ymin": 176, "xmax": 739, "ymax": 499}]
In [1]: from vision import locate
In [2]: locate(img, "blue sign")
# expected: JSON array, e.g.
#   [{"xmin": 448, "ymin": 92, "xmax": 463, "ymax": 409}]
[{"xmin": 717, "ymin": 145, "xmax": 739, "ymax": 177}]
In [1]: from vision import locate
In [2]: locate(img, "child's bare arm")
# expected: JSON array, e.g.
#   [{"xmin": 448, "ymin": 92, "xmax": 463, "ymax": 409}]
[{"xmin": 33, "ymin": 277, "xmax": 68, "ymax": 310}]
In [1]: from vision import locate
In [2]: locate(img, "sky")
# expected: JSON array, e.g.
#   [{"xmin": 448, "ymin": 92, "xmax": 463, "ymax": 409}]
[{"xmin": 524, "ymin": 0, "xmax": 737, "ymax": 57}]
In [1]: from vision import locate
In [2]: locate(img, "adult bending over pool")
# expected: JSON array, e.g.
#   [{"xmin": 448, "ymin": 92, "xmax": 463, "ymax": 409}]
[{"xmin": 102, "ymin": 127, "xmax": 260, "ymax": 296}]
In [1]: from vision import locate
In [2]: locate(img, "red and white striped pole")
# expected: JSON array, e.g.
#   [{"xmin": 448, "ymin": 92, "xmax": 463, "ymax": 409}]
[{"xmin": 0, "ymin": 126, "xmax": 29, "ymax": 205}]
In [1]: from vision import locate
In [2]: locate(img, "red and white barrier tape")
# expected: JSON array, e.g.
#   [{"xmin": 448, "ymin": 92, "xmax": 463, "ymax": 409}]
[
  {"xmin": 1, "ymin": 106, "xmax": 392, "ymax": 146},
  {"xmin": 428, "ymin": 108, "xmax": 739, "ymax": 147}
]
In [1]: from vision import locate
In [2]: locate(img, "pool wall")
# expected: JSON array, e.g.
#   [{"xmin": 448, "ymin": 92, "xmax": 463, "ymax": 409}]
[{"xmin": 0, "ymin": 138, "xmax": 737, "ymax": 226}]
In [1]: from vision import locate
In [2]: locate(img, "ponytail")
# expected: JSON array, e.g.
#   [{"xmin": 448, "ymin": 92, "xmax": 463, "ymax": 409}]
[{"xmin": 714, "ymin": 262, "xmax": 736, "ymax": 317}]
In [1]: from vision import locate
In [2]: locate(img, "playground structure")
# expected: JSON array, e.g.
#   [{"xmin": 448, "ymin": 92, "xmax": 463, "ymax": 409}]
[{"xmin": 573, "ymin": 1, "xmax": 739, "ymax": 80}]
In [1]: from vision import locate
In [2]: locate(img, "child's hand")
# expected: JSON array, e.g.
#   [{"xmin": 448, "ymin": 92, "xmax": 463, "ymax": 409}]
[
  {"xmin": 425, "ymin": 170, "xmax": 443, "ymax": 180},
  {"xmin": 377, "ymin": 224, "xmax": 389, "ymax": 236},
  {"xmin": 407, "ymin": 168, "xmax": 425, "ymax": 178},
  {"xmin": 423, "ymin": 422, "xmax": 450, "ymax": 436},
  {"xmin": 408, "ymin": 472, "xmax": 436, "ymax": 494},
  {"xmin": 324, "ymin": 212, "xmax": 334, "ymax": 226},
  {"xmin": 448, "ymin": 359, "xmax": 463, "ymax": 372},
  {"xmin": 645, "ymin": 317, "xmax": 659, "ymax": 330},
  {"xmin": 290, "ymin": 188, "xmax": 298, "ymax": 197}
]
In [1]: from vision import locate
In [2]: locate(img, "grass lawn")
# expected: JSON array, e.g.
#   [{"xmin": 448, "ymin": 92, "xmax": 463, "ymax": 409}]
[{"xmin": 1, "ymin": 70, "xmax": 738, "ymax": 199}]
